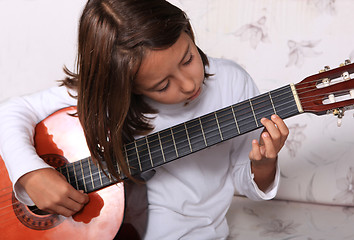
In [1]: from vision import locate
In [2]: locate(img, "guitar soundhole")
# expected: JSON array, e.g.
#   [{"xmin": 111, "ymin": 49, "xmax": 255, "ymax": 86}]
[
  {"xmin": 12, "ymin": 191, "xmax": 64, "ymax": 230},
  {"xmin": 27, "ymin": 205, "xmax": 50, "ymax": 216}
]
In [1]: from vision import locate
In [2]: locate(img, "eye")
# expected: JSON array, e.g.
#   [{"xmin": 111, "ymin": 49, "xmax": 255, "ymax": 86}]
[
  {"xmin": 157, "ymin": 81, "xmax": 169, "ymax": 92},
  {"xmin": 182, "ymin": 54, "xmax": 194, "ymax": 66}
]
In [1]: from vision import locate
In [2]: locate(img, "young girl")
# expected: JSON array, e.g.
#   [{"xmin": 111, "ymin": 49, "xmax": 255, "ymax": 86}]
[{"xmin": 0, "ymin": 0, "xmax": 289, "ymax": 239}]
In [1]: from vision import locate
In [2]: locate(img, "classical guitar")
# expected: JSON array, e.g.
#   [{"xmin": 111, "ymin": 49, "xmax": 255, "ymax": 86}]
[{"xmin": 1, "ymin": 61, "xmax": 354, "ymax": 240}]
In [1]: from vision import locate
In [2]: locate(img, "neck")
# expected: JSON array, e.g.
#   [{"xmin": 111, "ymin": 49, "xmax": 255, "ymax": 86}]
[{"xmin": 57, "ymin": 83, "xmax": 301, "ymax": 193}]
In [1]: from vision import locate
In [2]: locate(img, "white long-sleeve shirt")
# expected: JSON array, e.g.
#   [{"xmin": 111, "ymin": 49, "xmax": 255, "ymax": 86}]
[{"xmin": 0, "ymin": 57, "xmax": 279, "ymax": 239}]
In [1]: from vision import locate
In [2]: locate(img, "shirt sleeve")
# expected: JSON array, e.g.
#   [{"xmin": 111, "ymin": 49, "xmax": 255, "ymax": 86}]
[
  {"xmin": 230, "ymin": 131, "xmax": 280, "ymax": 200},
  {"xmin": 226, "ymin": 62, "xmax": 280, "ymax": 200},
  {"xmin": 0, "ymin": 86, "xmax": 77, "ymax": 205}
]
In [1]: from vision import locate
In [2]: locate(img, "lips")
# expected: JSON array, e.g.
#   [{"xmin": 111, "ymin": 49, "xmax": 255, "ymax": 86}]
[{"xmin": 188, "ymin": 87, "xmax": 201, "ymax": 101}]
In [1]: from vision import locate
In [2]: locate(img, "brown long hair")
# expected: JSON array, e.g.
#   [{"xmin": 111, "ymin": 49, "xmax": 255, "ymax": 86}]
[{"xmin": 62, "ymin": 0, "xmax": 210, "ymax": 181}]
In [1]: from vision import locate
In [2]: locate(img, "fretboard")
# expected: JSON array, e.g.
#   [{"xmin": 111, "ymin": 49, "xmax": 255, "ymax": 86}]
[{"xmin": 57, "ymin": 84, "xmax": 300, "ymax": 193}]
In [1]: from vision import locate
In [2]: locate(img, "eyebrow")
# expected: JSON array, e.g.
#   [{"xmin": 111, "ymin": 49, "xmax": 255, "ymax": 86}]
[{"xmin": 148, "ymin": 43, "xmax": 191, "ymax": 91}]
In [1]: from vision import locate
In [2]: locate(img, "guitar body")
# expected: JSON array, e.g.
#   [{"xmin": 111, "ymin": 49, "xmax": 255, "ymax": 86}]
[{"xmin": 0, "ymin": 107, "xmax": 147, "ymax": 239}]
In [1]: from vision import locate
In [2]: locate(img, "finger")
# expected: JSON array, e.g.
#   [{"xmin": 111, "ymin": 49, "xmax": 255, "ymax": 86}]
[
  {"xmin": 249, "ymin": 139, "xmax": 263, "ymax": 161},
  {"xmin": 260, "ymin": 117, "xmax": 280, "ymax": 141},
  {"xmin": 39, "ymin": 201, "xmax": 78, "ymax": 217},
  {"xmin": 60, "ymin": 196, "xmax": 87, "ymax": 213},
  {"xmin": 270, "ymin": 115, "xmax": 289, "ymax": 141},
  {"xmin": 51, "ymin": 205, "xmax": 78, "ymax": 217},
  {"xmin": 261, "ymin": 132, "xmax": 277, "ymax": 159},
  {"xmin": 70, "ymin": 190, "xmax": 90, "ymax": 205}
]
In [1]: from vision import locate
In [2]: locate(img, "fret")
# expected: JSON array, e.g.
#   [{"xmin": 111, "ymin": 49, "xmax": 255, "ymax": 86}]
[
  {"xmin": 215, "ymin": 107, "xmax": 239, "ymax": 141},
  {"xmin": 52, "ymin": 84, "xmax": 302, "ymax": 186},
  {"xmin": 96, "ymin": 161, "xmax": 104, "ymax": 187},
  {"xmin": 134, "ymin": 141, "xmax": 143, "ymax": 171},
  {"xmin": 115, "ymin": 161, "xmax": 121, "ymax": 176},
  {"xmin": 171, "ymin": 124, "xmax": 191, "ymax": 156},
  {"xmin": 232, "ymin": 101, "xmax": 257, "ymax": 134},
  {"xmin": 72, "ymin": 163, "xmax": 80, "ymax": 190},
  {"xmin": 79, "ymin": 159, "xmax": 89, "ymax": 192},
  {"xmin": 249, "ymin": 99, "xmax": 259, "ymax": 127},
  {"xmin": 88, "ymin": 158, "xmax": 102, "ymax": 190},
  {"xmin": 145, "ymin": 136, "xmax": 154, "ymax": 167},
  {"xmin": 214, "ymin": 113, "xmax": 224, "ymax": 141},
  {"xmin": 200, "ymin": 113, "xmax": 222, "ymax": 146},
  {"xmin": 107, "ymin": 172, "xmax": 113, "ymax": 183},
  {"xmin": 76, "ymin": 161, "xmax": 85, "ymax": 191},
  {"xmin": 183, "ymin": 123, "xmax": 193, "ymax": 152},
  {"xmin": 124, "ymin": 142, "xmax": 139, "ymax": 175},
  {"xmin": 146, "ymin": 133, "xmax": 165, "ymax": 168},
  {"xmin": 157, "ymin": 132, "xmax": 166, "ymax": 163},
  {"xmin": 185, "ymin": 119, "xmax": 207, "ymax": 152},
  {"xmin": 83, "ymin": 159, "xmax": 94, "ymax": 192},
  {"xmin": 275, "ymin": 102, "xmax": 300, "ymax": 119},
  {"xmin": 250, "ymin": 93, "xmax": 276, "ymax": 126},
  {"xmin": 268, "ymin": 92, "xmax": 277, "ymax": 115},
  {"xmin": 59, "ymin": 165, "xmax": 69, "ymax": 184},
  {"xmin": 159, "ymin": 128, "xmax": 178, "ymax": 162},
  {"xmin": 198, "ymin": 117, "xmax": 208, "ymax": 147},
  {"xmin": 124, "ymin": 144, "xmax": 131, "ymax": 175},
  {"xmin": 100, "ymin": 168, "xmax": 111, "ymax": 186},
  {"xmin": 170, "ymin": 128, "xmax": 179, "ymax": 157},
  {"xmin": 66, "ymin": 164, "xmax": 78, "ymax": 190},
  {"xmin": 135, "ymin": 137, "xmax": 152, "ymax": 172},
  {"xmin": 270, "ymin": 85, "xmax": 299, "ymax": 119},
  {"xmin": 87, "ymin": 158, "xmax": 95, "ymax": 190},
  {"xmin": 231, "ymin": 106, "xmax": 240, "ymax": 134}
]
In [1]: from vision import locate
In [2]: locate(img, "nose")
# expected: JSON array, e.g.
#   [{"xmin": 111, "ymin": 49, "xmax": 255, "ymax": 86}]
[{"xmin": 176, "ymin": 72, "xmax": 195, "ymax": 94}]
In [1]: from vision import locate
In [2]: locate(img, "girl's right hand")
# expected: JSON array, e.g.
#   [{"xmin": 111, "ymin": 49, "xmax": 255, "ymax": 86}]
[{"xmin": 18, "ymin": 168, "xmax": 89, "ymax": 217}]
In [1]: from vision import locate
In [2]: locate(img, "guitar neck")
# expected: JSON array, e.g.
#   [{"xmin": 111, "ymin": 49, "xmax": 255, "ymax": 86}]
[
  {"xmin": 57, "ymin": 84, "xmax": 302, "ymax": 193},
  {"xmin": 124, "ymin": 84, "xmax": 301, "ymax": 175}
]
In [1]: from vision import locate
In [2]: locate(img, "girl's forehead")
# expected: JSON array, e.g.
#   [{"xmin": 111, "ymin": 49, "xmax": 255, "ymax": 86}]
[{"xmin": 135, "ymin": 33, "xmax": 192, "ymax": 85}]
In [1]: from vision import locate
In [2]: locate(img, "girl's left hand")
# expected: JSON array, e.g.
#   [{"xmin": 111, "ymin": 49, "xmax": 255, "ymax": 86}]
[{"xmin": 249, "ymin": 114, "xmax": 289, "ymax": 166}]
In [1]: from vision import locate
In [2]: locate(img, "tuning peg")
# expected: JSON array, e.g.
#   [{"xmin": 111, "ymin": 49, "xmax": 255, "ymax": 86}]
[
  {"xmin": 333, "ymin": 108, "xmax": 345, "ymax": 127},
  {"xmin": 342, "ymin": 71, "xmax": 350, "ymax": 80},
  {"xmin": 319, "ymin": 66, "xmax": 330, "ymax": 73},
  {"xmin": 340, "ymin": 59, "xmax": 352, "ymax": 67}
]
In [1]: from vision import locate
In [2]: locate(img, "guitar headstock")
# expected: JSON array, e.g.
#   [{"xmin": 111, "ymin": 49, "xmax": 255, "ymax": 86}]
[{"xmin": 295, "ymin": 60, "xmax": 354, "ymax": 124}]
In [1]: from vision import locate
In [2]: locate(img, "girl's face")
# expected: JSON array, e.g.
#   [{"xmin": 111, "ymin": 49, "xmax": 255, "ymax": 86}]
[{"xmin": 134, "ymin": 32, "xmax": 205, "ymax": 105}]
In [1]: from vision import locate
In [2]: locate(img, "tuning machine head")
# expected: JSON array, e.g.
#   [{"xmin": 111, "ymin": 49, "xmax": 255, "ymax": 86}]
[{"xmin": 332, "ymin": 108, "xmax": 345, "ymax": 127}]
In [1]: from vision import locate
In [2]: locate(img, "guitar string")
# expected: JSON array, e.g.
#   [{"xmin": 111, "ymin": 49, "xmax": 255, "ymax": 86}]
[
  {"xmin": 0, "ymin": 79, "xmax": 353, "ymax": 214},
  {"xmin": 45, "ymin": 99, "xmax": 302, "ymax": 186},
  {"xmin": 122, "ymin": 78, "xmax": 353, "ymax": 154},
  {"xmin": 0, "ymin": 86, "xmax": 348, "ymax": 199},
  {"xmin": 122, "ymin": 85, "xmax": 351, "ymax": 161},
  {"xmin": 0, "ymin": 86, "xmax": 350, "ymax": 217},
  {"xmin": 0, "ymin": 94, "xmax": 334, "ymax": 217},
  {"xmin": 124, "ymin": 99, "xmax": 296, "ymax": 162},
  {"xmin": 97, "ymin": 80, "xmax": 353, "ymax": 177},
  {"xmin": 0, "ymin": 101, "xmax": 352, "ymax": 219},
  {"xmin": 67, "ymin": 86, "xmax": 353, "ymax": 183},
  {"xmin": 0, "ymin": 85, "xmax": 351, "ymax": 197},
  {"xmin": 0, "ymin": 96, "xmax": 299, "ymax": 210},
  {"xmin": 123, "ymin": 86, "xmax": 293, "ymax": 153}
]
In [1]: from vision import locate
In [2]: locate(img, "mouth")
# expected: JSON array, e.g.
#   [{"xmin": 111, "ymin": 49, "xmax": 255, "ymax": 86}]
[{"xmin": 187, "ymin": 87, "xmax": 201, "ymax": 101}]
